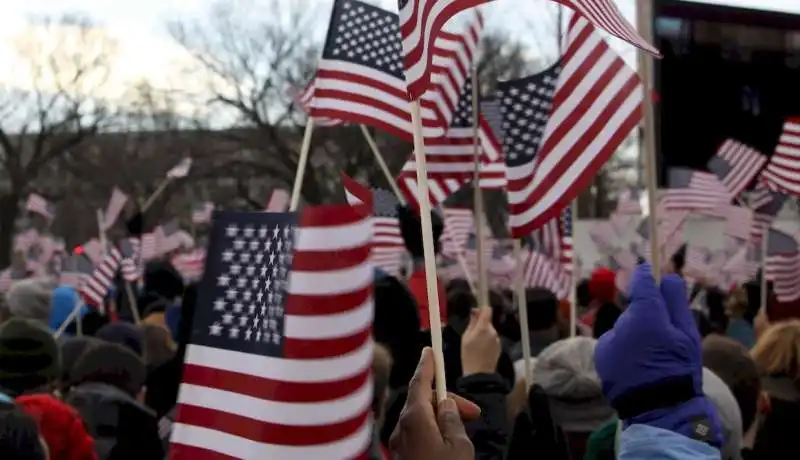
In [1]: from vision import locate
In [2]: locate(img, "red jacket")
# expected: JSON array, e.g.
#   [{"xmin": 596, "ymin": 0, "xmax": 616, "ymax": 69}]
[{"xmin": 407, "ymin": 269, "xmax": 447, "ymax": 330}]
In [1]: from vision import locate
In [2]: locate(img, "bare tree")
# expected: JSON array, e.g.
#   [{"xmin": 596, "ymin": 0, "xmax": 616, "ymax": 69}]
[{"xmin": 0, "ymin": 15, "xmax": 114, "ymax": 266}]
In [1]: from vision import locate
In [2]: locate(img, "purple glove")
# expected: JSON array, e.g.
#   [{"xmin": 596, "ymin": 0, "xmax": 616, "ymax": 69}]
[{"xmin": 594, "ymin": 264, "xmax": 723, "ymax": 447}]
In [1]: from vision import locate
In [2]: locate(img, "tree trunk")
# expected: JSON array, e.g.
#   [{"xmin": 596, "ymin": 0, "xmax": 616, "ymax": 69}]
[{"xmin": 0, "ymin": 194, "xmax": 20, "ymax": 269}]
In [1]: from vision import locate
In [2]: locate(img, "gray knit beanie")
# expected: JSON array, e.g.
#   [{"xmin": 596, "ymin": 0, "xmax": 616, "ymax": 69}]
[{"xmin": 5, "ymin": 279, "xmax": 52, "ymax": 324}]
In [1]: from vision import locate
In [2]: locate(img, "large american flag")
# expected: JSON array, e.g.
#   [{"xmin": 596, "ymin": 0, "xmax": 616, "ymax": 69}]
[
  {"xmin": 707, "ymin": 139, "xmax": 766, "ymax": 198},
  {"xmin": 311, "ymin": 0, "xmax": 478, "ymax": 141},
  {"xmin": 660, "ymin": 168, "xmax": 729, "ymax": 211},
  {"xmin": 341, "ymin": 174, "xmax": 405, "ymax": 276},
  {"xmin": 500, "ymin": 16, "xmax": 642, "ymax": 237},
  {"xmin": 761, "ymin": 228, "xmax": 800, "ymax": 302},
  {"xmin": 760, "ymin": 118, "xmax": 800, "ymax": 197},
  {"xmin": 397, "ymin": 0, "xmax": 659, "ymax": 101},
  {"xmin": 397, "ymin": 77, "xmax": 506, "ymax": 207},
  {"xmin": 170, "ymin": 206, "xmax": 374, "ymax": 459}
]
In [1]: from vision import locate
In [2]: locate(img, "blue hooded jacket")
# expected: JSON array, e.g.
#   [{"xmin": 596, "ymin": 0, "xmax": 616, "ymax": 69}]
[
  {"xmin": 49, "ymin": 286, "xmax": 89, "ymax": 333},
  {"xmin": 595, "ymin": 264, "xmax": 723, "ymax": 448},
  {"xmin": 620, "ymin": 424, "xmax": 721, "ymax": 459}
]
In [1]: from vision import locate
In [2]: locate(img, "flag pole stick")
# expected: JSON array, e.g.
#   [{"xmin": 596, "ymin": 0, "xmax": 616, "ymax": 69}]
[
  {"xmin": 637, "ymin": 0, "xmax": 661, "ymax": 279},
  {"xmin": 471, "ymin": 67, "xmax": 490, "ymax": 308},
  {"xmin": 512, "ymin": 239, "xmax": 533, "ymax": 388},
  {"xmin": 142, "ymin": 178, "xmax": 173, "ymax": 213},
  {"xmin": 359, "ymin": 125, "xmax": 406, "ymax": 205},
  {"xmin": 760, "ymin": 228, "xmax": 769, "ymax": 311},
  {"xmin": 289, "ymin": 120, "xmax": 315, "ymax": 211},
  {"xmin": 569, "ymin": 202, "xmax": 577, "ymax": 337},
  {"xmin": 125, "ymin": 281, "xmax": 142, "ymax": 325},
  {"xmin": 410, "ymin": 100, "xmax": 447, "ymax": 401}
]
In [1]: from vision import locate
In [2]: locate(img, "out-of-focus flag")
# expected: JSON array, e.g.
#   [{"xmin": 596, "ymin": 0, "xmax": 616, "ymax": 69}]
[
  {"xmin": 749, "ymin": 189, "xmax": 788, "ymax": 243},
  {"xmin": 25, "ymin": 193, "xmax": 55, "ymax": 220},
  {"xmin": 265, "ymin": 189, "xmax": 290, "ymax": 212},
  {"xmin": 759, "ymin": 118, "xmax": 800, "ymax": 197},
  {"xmin": 440, "ymin": 208, "xmax": 474, "ymax": 258},
  {"xmin": 616, "ymin": 189, "xmax": 642, "ymax": 215},
  {"xmin": 167, "ymin": 158, "xmax": 193, "ymax": 179},
  {"xmin": 118, "ymin": 238, "xmax": 141, "ymax": 283},
  {"xmin": 169, "ymin": 205, "xmax": 373, "ymax": 459},
  {"xmin": 60, "ymin": 254, "xmax": 95, "ymax": 289},
  {"xmin": 192, "ymin": 202, "xmax": 215, "ymax": 225},
  {"xmin": 758, "ymin": 228, "xmax": 800, "ymax": 302},
  {"xmin": 101, "ymin": 188, "xmax": 129, "ymax": 231},
  {"xmin": 660, "ymin": 168, "xmax": 729, "ymax": 211},
  {"xmin": 80, "ymin": 248, "xmax": 122, "ymax": 310},
  {"xmin": 707, "ymin": 140, "xmax": 766, "ymax": 198}
]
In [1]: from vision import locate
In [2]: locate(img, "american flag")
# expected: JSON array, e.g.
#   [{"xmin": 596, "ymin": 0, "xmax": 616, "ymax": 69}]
[
  {"xmin": 759, "ymin": 118, "xmax": 800, "ymax": 197},
  {"xmin": 440, "ymin": 208, "xmax": 474, "ymax": 258},
  {"xmin": 397, "ymin": 0, "xmax": 658, "ymax": 100},
  {"xmin": 397, "ymin": 77, "xmax": 506, "ymax": 207},
  {"xmin": 169, "ymin": 206, "xmax": 374, "ymax": 459},
  {"xmin": 717, "ymin": 205, "xmax": 753, "ymax": 241},
  {"xmin": 265, "ymin": 189, "xmax": 290, "ymax": 213},
  {"xmin": 167, "ymin": 158, "xmax": 193, "ymax": 179},
  {"xmin": 707, "ymin": 139, "xmax": 766, "ymax": 198},
  {"xmin": 60, "ymin": 254, "xmax": 94, "ymax": 289},
  {"xmin": 500, "ymin": 16, "xmax": 642, "ymax": 237},
  {"xmin": 723, "ymin": 246, "xmax": 759, "ymax": 285},
  {"xmin": 684, "ymin": 246, "xmax": 711, "ymax": 278},
  {"xmin": 533, "ymin": 208, "xmax": 574, "ymax": 274},
  {"xmin": 192, "ymin": 202, "xmax": 215, "ymax": 225},
  {"xmin": 291, "ymin": 79, "xmax": 345, "ymax": 127},
  {"xmin": 119, "ymin": 238, "xmax": 141, "ymax": 283},
  {"xmin": 311, "ymin": 0, "xmax": 474, "ymax": 140},
  {"xmin": 25, "ymin": 193, "xmax": 54, "ymax": 220},
  {"xmin": 660, "ymin": 168, "xmax": 729, "ymax": 212},
  {"xmin": 760, "ymin": 228, "xmax": 800, "ymax": 302},
  {"xmin": 80, "ymin": 248, "xmax": 122, "ymax": 309},
  {"xmin": 749, "ymin": 183, "xmax": 778, "ymax": 209},
  {"xmin": 341, "ymin": 174, "xmax": 405, "ymax": 276},
  {"xmin": 101, "ymin": 188, "xmax": 129, "ymax": 231},
  {"xmin": 749, "ymin": 189, "xmax": 787, "ymax": 242}
]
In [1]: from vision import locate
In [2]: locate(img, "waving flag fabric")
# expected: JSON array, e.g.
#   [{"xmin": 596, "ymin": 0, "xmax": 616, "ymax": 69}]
[
  {"xmin": 170, "ymin": 206, "xmax": 374, "ymax": 459},
  {"xmin": 398, "ymin": 0, "xmax": 658, "ymax": 100},
  {"xmin": 707, "ymin": 139, "xmax": 766, "ymax": 198},
  {"xmin": 501, "ymin": 16, "xmax": 642, "ymax": 237},
  {"xmin": 760, "ymin": 118, "xmax": 800, "ymax": 197}
]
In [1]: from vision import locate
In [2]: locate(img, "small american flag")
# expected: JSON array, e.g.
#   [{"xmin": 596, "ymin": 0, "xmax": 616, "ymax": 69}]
[
  {"xmin": 660, "ymin": 168, "xmax": 729, "ymax": 212},
  {"xmin": 169, "ymin": 205, "xmax": 374, "ymax": 459},
  {"xmin": 191, "ymin": 202, "xmax": 215, "ymax": 225},
  {"xmin": 101, "ymin": 188, "xmax": 129, "ymax": 231},
  {"xmin": 167, "ymin": 158, "xmax": 193, "ymax": 179},
  {"xmin": 25, "ymin": 193, "xmax": 55, "ymax": 220},
  {"xmin": 119, "ymin": 238, "xmax": 141, "ymax": 283},
  {"xmin": 717, "ymin": 205, "xmax": 754, "ymax": 241},
  {"xmin": 265, "ymin": 189, "xmax": 290, "ymax": 213},
  {"xmin": 616, "ymin": 189, "xmax": 642, "ymax": 215},
  {"xmin": 59, "ymin": 254, "xmax": 94, "ymax": 289},
  {"xmin": 500, "ymin": 16, "xmax": 643, "ymax": 237},
  {"xmin": 760, "ymin": 228, "xmax": 800, "ymax": 302},
  {"xmin": 707, "ymin": 139, "xmax": 766, "ymax": 198},
  {"xmin": 341, "ymin": 174, "xmax": 405, "ymax": 276},
  {"xmin": 397, "ymin": 77, "xmax": 506, "ymax": 207},
  {"xmin": 80, "ymin": 248, "xmax": 122, "ymax": 309},
  {"xmin": 749, "ymin": 189, "xmax": 787, "ymax": 242},
  {"xmin": 759, "ymin": 118, "xmax": 800, "ymax": 197},
  {"xmin": 397, "ymin": 0, "xmax": 658, "ymax": 100},
  {"xmin": 440, "ymin": 208, "xmax": 474, "ymax": 258}
]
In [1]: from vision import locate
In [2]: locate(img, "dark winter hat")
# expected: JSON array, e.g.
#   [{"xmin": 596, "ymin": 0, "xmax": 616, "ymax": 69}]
[
  {"xmin": 71, "ymin": 342, "xmax": 145, "ymax": 397},
  {"xmin": 144, "ymin": 260, "xmax": 185, "ymax": 300},
  {"xmin": 0, "ymin": 318, "xmax": 61, "ymax": 396},
  {"xmin": 95, "ymin": 322, "xmax": 145, "ymax": 357},
  {"xmin": 397, "ymin": 205, "xmax": 444, "ymax": 259}
]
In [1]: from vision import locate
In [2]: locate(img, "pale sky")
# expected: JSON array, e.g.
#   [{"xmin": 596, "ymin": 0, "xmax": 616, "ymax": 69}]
[{"xmin": 2, "ymin": 0, "xmax": 799, "ymax": 100}]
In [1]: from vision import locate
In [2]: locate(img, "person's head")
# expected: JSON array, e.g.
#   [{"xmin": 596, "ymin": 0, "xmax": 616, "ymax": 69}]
[
  {"xmin": 525, "ymin": 288, "xmax": 559, "ymax": 332},
  {"xmin": 371, "ymin": 343, "xmax": 393, "ymax": 428},
  {"xmin": 704, "ymin": 287, "xmax": 728, "ymax": 333},
  {"xmin": 71, "ymin": 342, "xmax": 146, "ymax": 399},
  {"xmin": 446, "ymin": 288, "xmax": 476, "ymax": 335},
  {"xmin": 2, "ymin": 279, "xmax": 52, "ymax": 325},
  {"xmin": 445, "ymin": 279, "xmax": 472, "ymax": 296},
  {"xmin": 592, "ymin": 302, "xmax": 621, "ymax": 339},
  {"xmin": 16, "ymin": 394, "xmax": 95, "ymax": 460},
  {"xmin": 588, "ymin": 268, "xmax": 616, "ymax": 306},
  {"xmin": 58, "ymin": 337, "xmax": 100, "ymax": 394},
  {"xmin": 0, "ymin": 319, "xmax": 60, "ymax": 397},
  {"xmin": 533, "ymin": 337, "xmax": 614, "ymax": 458},
  {"xmin": 139, "ymin": 324, "xmax": 176, "ymax": 370},
  {"xmin": 702, "ymin": 368, "xmax": 744, "ymax": 460},
  {"xmin": 725, "ymin": 287, "xmax": 749, "ymax": 320},
  {"xmin": 373, "ymin": 274, "xmax": 420, "ymax": 388},
  {"xmin": 397, "ymin": 205, "xmax": 444, "ymax": 259},
  {"xmin": 95, "ymin": 322, "xmax": 145, "ymax": 358},
  {"xmin": 703, "ymin": 335, "xmax": 761, "ymax": 433},
  {"xmin": 0, "ymin": 404, "xmax": 48, "ymax": 460},
  {"xmin": 576, "ymin": 278, "xmax": 592, "ymax": 308},
  {"xmin": 143, "ymin": 260, "xmax": 185, "ymax": 302},
  {"xmin": 751, "ymin": 320, "xmax": 800, "ymax": 380},
  {"xmin": 47, "ymin": 287, "xmax": 86, "ymax": 335}
]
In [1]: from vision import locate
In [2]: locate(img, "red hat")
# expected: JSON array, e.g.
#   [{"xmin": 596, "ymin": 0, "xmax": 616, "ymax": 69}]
[
  {"xmin": 589, "ymin": 267, "xmax": 617, "ymax": 303},
  {"xmin": 16, "ymin": 394, "xmax": 97, "ymax": 460}
]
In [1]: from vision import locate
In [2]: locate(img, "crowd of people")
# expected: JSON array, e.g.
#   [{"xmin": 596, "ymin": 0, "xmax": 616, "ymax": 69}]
[{"xmin": 0, "ymin": 217, "xmax": 798, "ymax": 459}]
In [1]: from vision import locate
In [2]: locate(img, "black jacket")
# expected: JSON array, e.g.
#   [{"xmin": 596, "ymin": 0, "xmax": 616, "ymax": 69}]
[
  {"xmin": 457, "ymin": 373, "xmax": 510, "ymax": 460},
  {"xmin": 66, "ymin": 382, "xmax": 164, "ymax": 460}
]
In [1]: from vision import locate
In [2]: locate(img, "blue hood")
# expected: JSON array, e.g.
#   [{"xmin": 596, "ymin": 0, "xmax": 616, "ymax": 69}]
[
  {"xmin": 49, "ymin": 286, "xmax": 88, "ymax": 332},
  {"xmin": 619, "ymin": 424, "xmax": 720, "ymax": 459}
]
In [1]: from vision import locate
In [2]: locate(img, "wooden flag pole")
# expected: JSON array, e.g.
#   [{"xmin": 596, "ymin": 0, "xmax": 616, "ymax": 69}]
[
  {"xmin": 289, "ymin": 120, "xmax": 316, "ymax": 212},
  {"xmin": 410, "ymin": 100, "xmax": 447, "ymax": 401},
  {"xmin": 512, "ymin": 239, "xmax": 533, "ymax": 388},
  {"xmin": 760, "ymin": 228, "xmax": 769, "ymax": 311},
  {"xmin": 471, "ymin": 68, "xmax": 490, "ymax": 308},
  {"xmin": 142, "ymin": 178, "xmax": 173, "ymax": 213},
  {"xmin": 568, "ymin": 202, "xmax": 577, "ymax": 337},
  {"xmin": 359, "ymin": 124, "xmax": 477, "ymax": 295},
  {"xmin": 637, "ymin": 0, "xmax": 661, "ymax": 279}
]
